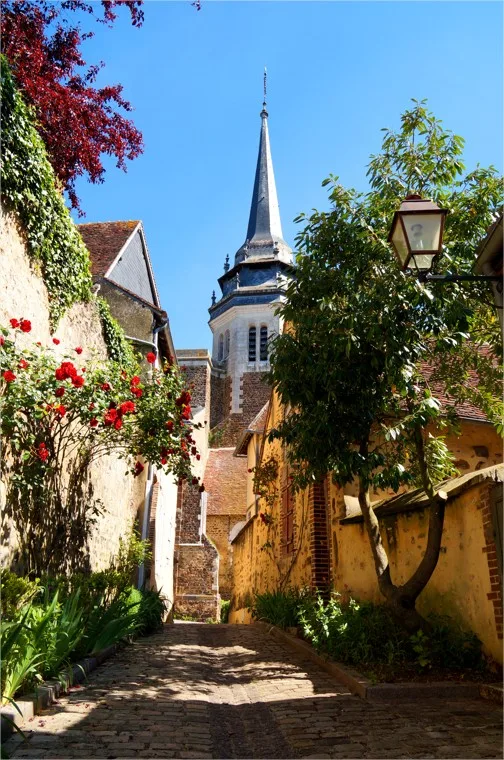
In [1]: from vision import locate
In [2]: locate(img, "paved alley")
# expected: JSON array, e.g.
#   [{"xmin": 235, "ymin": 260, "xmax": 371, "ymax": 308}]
[{"xmin": 5, "ymin": 624, "xmax": 502, "ymax": 760}]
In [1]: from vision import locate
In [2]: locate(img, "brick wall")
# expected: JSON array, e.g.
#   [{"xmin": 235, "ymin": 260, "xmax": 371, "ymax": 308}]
[
  {"xmin": 309, "ymin": 479, "xmax": 331, "ymax": 593},
  {"xmin": 479, "ymin": 482, "xmax": 503, "ymax": 641}
]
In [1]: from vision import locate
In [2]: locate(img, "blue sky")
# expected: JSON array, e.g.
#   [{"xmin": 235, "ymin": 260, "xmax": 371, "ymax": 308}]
[{"xmin": 73, "ymin": 0, "xmax": 503, "ymax": 350}]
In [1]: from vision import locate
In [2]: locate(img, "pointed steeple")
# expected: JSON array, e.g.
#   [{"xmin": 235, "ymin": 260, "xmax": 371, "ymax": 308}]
[{"xmin": 235, "ymin": 72, "xmax": 291, "ymax": 265}]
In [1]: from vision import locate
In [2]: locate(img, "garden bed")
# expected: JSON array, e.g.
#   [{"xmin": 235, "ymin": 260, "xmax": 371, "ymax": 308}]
[{"xmin": 255, "ymin": 622, "xmax": 501, "ymax": 702}]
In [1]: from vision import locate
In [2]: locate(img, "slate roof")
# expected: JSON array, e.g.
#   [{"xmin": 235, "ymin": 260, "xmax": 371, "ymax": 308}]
[
  {"xmin": 204, "ymin": 449, "xmax": 248, "ymax": 516},
  {"xmin": 78, "ymin": 220, "xmax": 139, "ymax": 277}
]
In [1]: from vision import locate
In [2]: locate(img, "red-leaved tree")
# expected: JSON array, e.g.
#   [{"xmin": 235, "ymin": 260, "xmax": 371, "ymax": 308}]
[{"xmin": 2, "ymin": 0, "xmax": 145, "ymax": 213}]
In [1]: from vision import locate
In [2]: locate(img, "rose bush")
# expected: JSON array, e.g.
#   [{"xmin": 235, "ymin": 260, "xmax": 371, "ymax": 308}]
[{"xmin": 0, "ymin": 319, "xmax": 204, "ymax": 575}]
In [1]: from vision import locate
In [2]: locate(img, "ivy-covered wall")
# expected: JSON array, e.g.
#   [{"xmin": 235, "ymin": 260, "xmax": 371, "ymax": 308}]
[{"xmin": 1, "ymin": 55, "xmax": 93, "ymax": 327}]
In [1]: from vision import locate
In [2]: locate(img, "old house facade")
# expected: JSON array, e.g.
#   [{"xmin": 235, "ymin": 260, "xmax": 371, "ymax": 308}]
[{"xmin": 229, "ymin": 382, "xmax": 504, "ymax": 663}]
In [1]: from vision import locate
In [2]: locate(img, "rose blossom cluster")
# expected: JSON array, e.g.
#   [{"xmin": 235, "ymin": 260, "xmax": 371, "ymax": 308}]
[{"xmin": 1, "ymin": 320, "xmax": 204, "ymax": 490}]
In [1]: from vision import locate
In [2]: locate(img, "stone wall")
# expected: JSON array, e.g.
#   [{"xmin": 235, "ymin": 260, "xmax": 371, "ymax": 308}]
[
  {"xmin": 0, "ymin": 210, "xmax": 148, "ymax": 574},
  {"xmin": 207, "ymin": 513, "xmax": 245, "ymax": 599},
  {"xmin": 210, "ymin": 371, "xmax": 231, "ymax": 429},
  {"xmin": 176, "ymin": 482, "xmax": 203, "ymax": 544},
  {"xmin": 174, "ymin": 538, "xmax": 220, "ymax": 621},
  {"xmin": 240, "ymin": 372, "xmax": 271, "ymax": 423}
]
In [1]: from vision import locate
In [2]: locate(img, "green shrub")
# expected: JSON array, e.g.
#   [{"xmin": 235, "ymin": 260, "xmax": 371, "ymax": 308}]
[
  {"xmin": 0, "ymin": 570, "xmax": 40, "ymax": 620},
  {"xmin": 220, "ymin": 599, "xmax": 231, "ymax": 624},
  {"xmin": 137, "ymin": 588, "xmax": 167, "ymax": 635},
  {"xmin": 251, "ymin": 589, "xmax": 304, "ymax": 629}
]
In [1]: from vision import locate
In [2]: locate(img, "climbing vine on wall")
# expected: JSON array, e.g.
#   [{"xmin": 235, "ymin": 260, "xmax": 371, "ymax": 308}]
[
  {"xmin": 96, "ymin": 297, "xmax": 136, "ymax": 367},
  {"xmin": 0, "ymin": 55, "xmax": 93, "ymax": 327}
]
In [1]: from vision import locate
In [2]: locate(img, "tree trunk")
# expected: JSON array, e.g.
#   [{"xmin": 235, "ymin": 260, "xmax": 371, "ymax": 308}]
[{"xmin": 357, "ymin": 431, "xmax": 447, "ymax": 634}]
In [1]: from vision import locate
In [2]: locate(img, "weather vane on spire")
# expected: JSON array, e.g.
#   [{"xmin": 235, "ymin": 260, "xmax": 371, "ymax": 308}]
[{"xmin": 261, "ymin": 66, "xmax": 268, "ymax": 118}]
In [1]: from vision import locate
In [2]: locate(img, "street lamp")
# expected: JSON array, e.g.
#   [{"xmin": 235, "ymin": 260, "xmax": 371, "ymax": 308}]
[
  {"xmin": 388, "ymin": 195, "xmax": 447, "ymax": 274},
  {"xmin": 388, "ymin": 195, "xmax": 501, "ymax": 283}
]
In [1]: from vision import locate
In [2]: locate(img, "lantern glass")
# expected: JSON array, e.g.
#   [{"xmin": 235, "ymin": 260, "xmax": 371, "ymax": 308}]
[
  {"xmin": 391, "ymin": 218, "xmax": 409, "ymax": 267},
  {"xmin": 410, "ymin": 252, "xmax": 437, "ymax": 272},
  {"xmin": 402, "ymin": 213, "xmax": 442, "ymax": 255}
]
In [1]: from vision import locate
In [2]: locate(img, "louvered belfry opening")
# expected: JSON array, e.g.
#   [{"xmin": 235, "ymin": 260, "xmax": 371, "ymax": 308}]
[
  {"xmin": 248, "ymin": 326, "xmax": 256, "ymax": 361},
  {"xmin": 259, "ymin": 326, "xmax": 268, "ymax": 361}
]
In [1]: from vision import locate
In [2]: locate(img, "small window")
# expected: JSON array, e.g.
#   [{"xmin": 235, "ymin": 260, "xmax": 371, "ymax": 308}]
[
  {"xmin": 260, "ymin": 326, "xmax": 268, "ymax": 361},
  {"xmin": 248, "ymin": 326, "xmax": 256, "ymax": 362},
  {"xmin": 218, "ymin": 334, "xmax": 224, "ymax": 361},
  {"xmin": 225, "ymin": 330, "xmax": 230, "ymax": 358}
]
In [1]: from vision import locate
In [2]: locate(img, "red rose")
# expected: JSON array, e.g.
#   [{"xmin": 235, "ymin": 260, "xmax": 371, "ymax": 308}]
[
  {"xmin": 161, "ymin": 457, "xmax": 167, "ymax": 465},
  {"xmin": 131, "ymin": 388, "xmax": 143, "ymax": 398},
  {"xmin": 101, "ymin": 383, "xmax": 111, "ymax": 392},
  {"xmin": 134, "ymin": 461, "xmax": 144, "ymax": 477},
  {"xmin": 104, "ymin": 409, "xmax": 118, "ymax": 426},
  {"xmin": 146, "ymin": 352, "xmax": 156, "ymax": 364},
  {"xmin": 55, "ymin": 387, "xmax": 65, "ymax": 398},
  {"xmin": 37, "ymin": 442, "xmax": 49, "ymax": 462},
  {"xmin": 89, "ymin": 402, "xmax": 95, "ymax": 410},
  {"xmin": 131, "ymin": 376, "xmax": 141, "ymax": 386},
  {"xmin": 0, "ymin": 337, "xmax": 5, "ymax": 347},
  {"xmin": 20, "ymin": 320, "xmax": 31, "ymax": 333},
  {"xmin": 119, "ymin": 400, "xmax": 135, "ymax": 415},
  {"xmin": 72, "ymin": 376, "xmax": 85, "ymax": 388},
  {"xmin": 199, "ymin": 484, "xmax": 205, "ymax": 493},
  {"xmin": 114, "ymin": 418, "xmax": 123, "ymax": 430},
  {"xmin": 182, "ymin": 405, "xmax": 191, "ymax": 420},
  {"xmin": 196, "ymin": 454, "xmax": 201, "ymax": 461},
  {"xmin": 74, "ymin": 347, "xmax": 83, "ymax": 355},
  {"xmin": 191, "ymin": 447, "xmax": 197, "ymax": 455},
  {"xmin": 90, "ymin": 418, "xmax": 98, "ymax": 428},
  {"xmin": 52, "ymin": 338, "xmax": 60, "ymax": 345},
  {"xmin": 192, "ymin": 477, "xmax": 199, "ymax": 485},
  {"xmin": 9, "ymin": 318, "xmax": 19, "ymax": 328},
  {"xmin": 165, "ymin": 420, "xmax": 174, "ymax": 432},
  {"xmin": 2, "ymin": 370, "xmax": 16, "ymax": 383},
  {"xmin": 56, "ymin": 404, "xmax": 66, "ymax": 417},
  {"xmin": 18, "ymin": 359, "xmax": 29, "ymax": 369}
]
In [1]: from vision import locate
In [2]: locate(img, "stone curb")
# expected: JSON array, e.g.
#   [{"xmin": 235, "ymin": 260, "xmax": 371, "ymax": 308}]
[
  {"xmin": 253, "ymin": 622, "xmax": 483, "ymax": 701},
  {"xmin": 0, "ymin": 644, "xmax": 117, "ymax": 740}
]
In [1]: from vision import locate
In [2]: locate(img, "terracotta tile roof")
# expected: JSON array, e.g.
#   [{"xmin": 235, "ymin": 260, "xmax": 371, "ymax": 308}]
[
  {"xmin": 78, "ymin": 221, "xmax": 139, "ymax": 276},
  {"xmin": 420, "ymin": 345, "xmax": 497, "ymax": 422},
  {"xmin": 204, "ymin": 449, "xmax": 248, "ymax": 516}
]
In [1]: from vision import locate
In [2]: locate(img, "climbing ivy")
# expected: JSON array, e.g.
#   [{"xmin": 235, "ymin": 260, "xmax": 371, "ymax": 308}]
[
  {"xmin": 0, "ymin": 55, "xmax": 93, "ymax": 327},
  {"xmin": 96, "ymin": 297, "xmax": 136, "ymax": 367}
]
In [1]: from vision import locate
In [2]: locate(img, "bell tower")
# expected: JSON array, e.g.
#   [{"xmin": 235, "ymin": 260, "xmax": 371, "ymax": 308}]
[{"xmin": 209, "ymin": 75, "xmax": 293, "ymax": 434}]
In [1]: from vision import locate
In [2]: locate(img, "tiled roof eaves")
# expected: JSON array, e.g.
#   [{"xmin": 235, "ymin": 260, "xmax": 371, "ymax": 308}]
[{"xmin": 340, "ymin": 464, "xmax": 504, "ymax": 525}]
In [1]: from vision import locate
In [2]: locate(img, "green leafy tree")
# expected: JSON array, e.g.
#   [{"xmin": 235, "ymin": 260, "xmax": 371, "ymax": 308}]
[{"xmin": 268, "ymin": 101, "xmax": 503, "ymax": 632}]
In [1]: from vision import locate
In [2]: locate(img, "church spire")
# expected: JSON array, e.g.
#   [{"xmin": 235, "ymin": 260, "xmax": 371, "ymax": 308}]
[{"xmin": 235, "ymin": 71, "xmax": 291, "ymax": 265}]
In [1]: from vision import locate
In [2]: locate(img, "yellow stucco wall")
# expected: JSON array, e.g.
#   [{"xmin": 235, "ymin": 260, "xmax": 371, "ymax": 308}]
[{"xmin": 230, "ymin": 387, "xmax": 503, "ymax": 663}]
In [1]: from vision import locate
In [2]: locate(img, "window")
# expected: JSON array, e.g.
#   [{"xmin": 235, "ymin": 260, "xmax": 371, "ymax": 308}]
[
  {"xmin": 218, "ymin": 334, "xmax": 224, "ymax": 361},
  {"xmin": 225, "ymin": 330, "xmax": 230, "ymax": 358},
  {"xmin": 248, "ymin": 326, "xmax": 256, "ymax": 361},
  {"xmin": 260, "ymin": 325, "xmax": 268, "ymax": 361},
  {"xmin": 281, "ymin": 466, "xmax": 294, "ymax": 555}
]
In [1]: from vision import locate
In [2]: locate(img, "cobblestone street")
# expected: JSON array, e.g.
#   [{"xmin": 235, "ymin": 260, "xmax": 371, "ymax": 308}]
[{"xmin": 6, "ymin": 624, "xmax": 502, "ymax": 760}]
